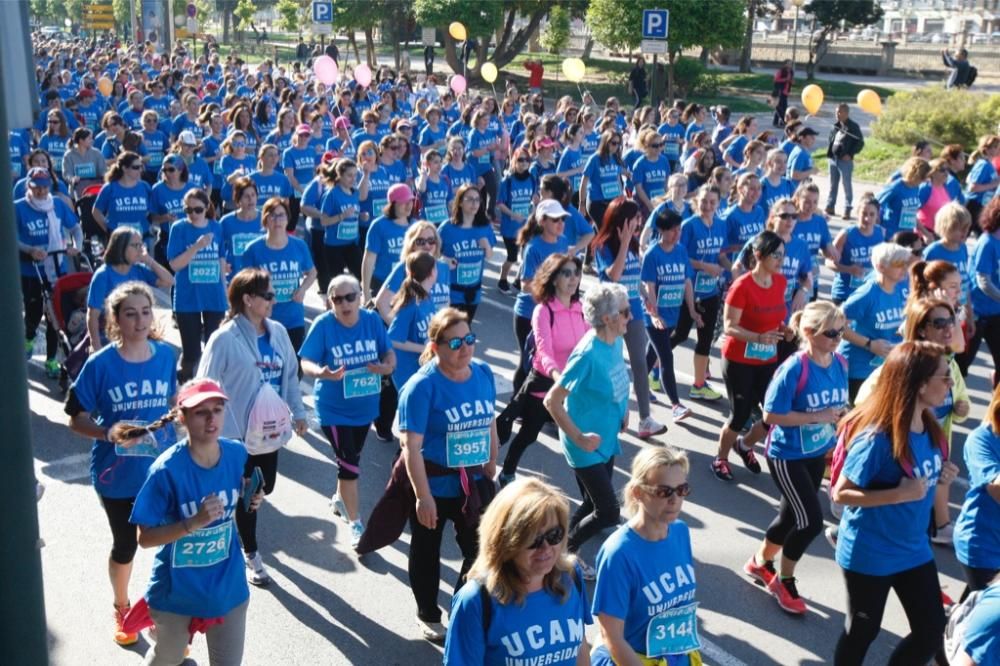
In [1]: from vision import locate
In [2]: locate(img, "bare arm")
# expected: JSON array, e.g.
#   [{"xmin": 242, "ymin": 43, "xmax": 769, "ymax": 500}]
[{"xmin": 596, "ymin": 614, "xmax": 644, "ymax": 666}]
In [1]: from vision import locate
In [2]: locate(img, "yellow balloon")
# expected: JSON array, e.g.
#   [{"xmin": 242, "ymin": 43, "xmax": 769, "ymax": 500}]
[
  {"xmin": 449, "ymin": 22, "xmax": 467, "ymax": 42},
  {"xmin": 98, "ymin": 76, "xmax": 113, "ymax": 97},
  {"xmin": 480, "ymin": 62, "xmax": 498, "ymax": 84},
  {"xmin": 801, "ymin": 84, "xmax": 824, "ymax": 115},
  {"xmin": 562, "ymin": 57, "xmax": 586, "ymax": 83},
  {"xmin": 857, "ymin": 88, "xmax": 882, "ymax": 116}
]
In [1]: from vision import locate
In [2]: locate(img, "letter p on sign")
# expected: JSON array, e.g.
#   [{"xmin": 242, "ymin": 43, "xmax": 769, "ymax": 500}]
[{"xmin": 642, "ymin": 9, "xmax": 669, "ymax": 40}]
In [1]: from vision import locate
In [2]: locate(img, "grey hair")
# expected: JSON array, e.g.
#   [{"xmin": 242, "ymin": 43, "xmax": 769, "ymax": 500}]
[
  {"xmin": 582, "ymin": 283, "xmax": 629, "ymax": 328},
  {"xmin": 871, "ymin": 242, "xmax": 912, "ymax": 271},
  {"xmin": 328, "ymin": 273, "xmax": 361, "ymax": 297}
]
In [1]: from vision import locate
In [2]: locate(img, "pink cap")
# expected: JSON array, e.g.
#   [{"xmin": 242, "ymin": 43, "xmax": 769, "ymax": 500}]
[
  {"xmin": 295, "ymin": 123, "xmax": 313, "ymax": 135},
  {"xmin": 334, "ymin": 116, "xmax": 351, "ymax": 130},
  {"xmin": 177, "ymin": 378, "xmax": 229, "ymax": 409},
  {"xmin": 387, "ymin": 183, "xmax": 416, "ymax": 204},
  {"xmin": 535, "ymin": 137, "xmax": 557, "ymax": 149}
]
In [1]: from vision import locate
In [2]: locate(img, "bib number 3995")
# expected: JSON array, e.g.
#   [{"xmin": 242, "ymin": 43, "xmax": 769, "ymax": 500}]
[{"xmin": 646, "ymin": 602, "xmax": 701, "ymax": 658}]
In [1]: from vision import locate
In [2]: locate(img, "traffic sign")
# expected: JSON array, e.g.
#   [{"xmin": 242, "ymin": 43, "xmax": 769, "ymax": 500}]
[
  {"xmin": 641, "ymin": 39, "xmax": 668, "ymax": 55},
  {"xmin": 84, "ymin": 21, "xmax": 115, "ymax": 30},
  {"xmin": 312, "ymin": 1, "xmax": 332, "ymax": 23},
  {"xmin": 642, "ymin": 9, "xmax": 669, "ymax": 40}
]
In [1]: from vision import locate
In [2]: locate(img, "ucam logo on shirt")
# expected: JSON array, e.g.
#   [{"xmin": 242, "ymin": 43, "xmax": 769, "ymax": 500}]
[
  {"xmin": 641, "ymin": 563, "xmax": 698, "ymax": 615},
  {"xmin": 444, "ymin": 399, "xmax": 495, "ymax": 427},
  {"xmin": 329, "ymin": 338, "xmax": 380, "ymax": 364},
  {"xmin": 107, "ymin": 379, "xmax": 172, "ymax": 414},
  {"xmin": 499, "ymin": 618, "xmax": 585, "ymax": 661}
]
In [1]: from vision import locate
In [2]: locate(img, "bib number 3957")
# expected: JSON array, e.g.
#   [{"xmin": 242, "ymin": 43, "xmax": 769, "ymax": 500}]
[
  {"xmin": 445, "ymin": 428, "xmax": 491, "ymax": 468},
  {"xmin": 646, "ymin": 602, "xmax": 701, "ymax": 658}
]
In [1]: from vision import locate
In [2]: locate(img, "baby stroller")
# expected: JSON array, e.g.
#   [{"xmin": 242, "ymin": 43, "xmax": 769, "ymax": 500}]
[
  {"xmin": 75, "ymin": 183, "xmax": 106, "ymax": 268},
  {"xmin": 34, "ymin": 250, "xmax": 94, "ymax": 393}
]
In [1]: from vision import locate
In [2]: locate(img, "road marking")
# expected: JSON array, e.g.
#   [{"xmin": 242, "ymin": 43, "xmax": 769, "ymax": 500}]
[
  {"xmin": 35, "ymin": 452, "xmax": 90, "ymax": 482},
  {"xmin": 701, "ymin": 637, "xmax": 749, "ymax": 666}
]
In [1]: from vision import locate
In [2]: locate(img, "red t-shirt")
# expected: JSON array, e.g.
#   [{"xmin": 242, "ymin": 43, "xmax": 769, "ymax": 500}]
[
  {"xmin": 721, "ymin": 272, "xmax": 788, "ymax": 365},
  {"xmin": 524, "ymin": 62, "xmax": 544, "ymax": 88}
]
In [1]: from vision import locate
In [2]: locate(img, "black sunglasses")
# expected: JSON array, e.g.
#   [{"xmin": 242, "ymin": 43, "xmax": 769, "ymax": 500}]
[
  {"xmin": 777, "ymin": 212, "xmax": 796, "ymax": 220},
  {"xmin": 332, "ymin": 292, "xmax": 359, "ymax": 305},
  {"xmin": 649, "ymin": 142, "xmax": 664, "ymax": 148},
  {"xmin": 928, "ymin": 316, "xmax": 955, "ymax": 330},
  {"xmin": 184, "ymin": 206, "xmax": 206, "ymax": 215},
  {"xmin": 444, "ymin": 332, "xmax": 477, "ymax": 350},
  {"xmin": 527, "ymin": 525, "xmax": 565, "ymax": 550},
  {"xmin": 558, "ymin": 267, "xmax": 582, "ymax": 279},
  {"xmin": 820, "ymin": 327, "xmax": 845, "ymax": 339},
  {"xmin": 642, "ymin": 483, "xmax": 692, "ymax": 499},
  {"xmin": 256, "ymin": 291, "xmax": 276, "ymax": 301},
  {"xmin": 162, "ymin": 167, "xmax": 177, "ymax": 173},
  {"xmin": 414, "ymin": 237, "xmax": 437, "ymax": 247}
]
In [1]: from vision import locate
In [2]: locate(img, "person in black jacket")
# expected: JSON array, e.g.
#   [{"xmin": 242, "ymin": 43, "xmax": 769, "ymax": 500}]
[
  {"xmin": 942, "ymin": 48, "xmax": 971, "ymax": 89},
  {"xmin": 825, "ymin": 103, "xmax": 865, "ymax": 220},
  {"xmin": 628, "ymin": 55, "xmax": 648, "ymax": 108}
]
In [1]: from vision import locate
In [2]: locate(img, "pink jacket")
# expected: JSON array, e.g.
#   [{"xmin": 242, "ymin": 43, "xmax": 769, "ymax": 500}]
[{"xmin": 532, "ymin": 298, "xmax": 590, "ymax": 379}]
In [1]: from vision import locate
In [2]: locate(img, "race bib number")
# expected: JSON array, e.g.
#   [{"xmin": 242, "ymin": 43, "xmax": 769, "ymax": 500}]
[
  {"xmin": 231, "ymin": 233, "xmax": 258, "ymax": 257},
  {"xmin": 172, "ymin": 520, "xmax": 233, "ymax": 568},
  {"xmin": 745, "ymin": 341, "xmax": 777, "ymax": 361},
  {"xmin": 784, "ymin": 280, "xmax": 796, "ymax": 303},
  {"xmin": 456, "ymin": 262, "xmax": 482, "ymax": 286},
  {"xmin": 13, "ymin": 161, "xmax": 24, "ymax": 178},
  {"xmin": 445, "ymin": 428, "xmax": 491, "ymax": 468},
  {"xmin": 512, "ymin": 202, "xmax": 532, "ymax": 219},
  {"xmin": 664, "ymin": 141, "xmax": 680, "ymax": 159},
  {"xmin": 623, "ymin": 275, "xmax": 641, "ymax": 301},
  {"xmin": 112, "ymin": 419, "xmax": 165, "ymax": 458},
  {"xmin": 213, "ymin": 159, "xmax": 224, "ymax": 175},
  {"xmin": 336, "ymin": 218, "xmax": 359, "ymax": 241},
  {"xmin": 657, "ymin": 284, "xmax": 684, "ymax": 309},
  {"xmin": 600, "ymin": 179, "xmax": 621, "ymax": 200},
  {"xmin": 343, "ymin": 367, "xmax": 380, "ymax": 399},
  {"xmin": 478, "ymin": 152, "xmax": 492, "ymax": 167},
  {"xmin": 694, "ymin": 272, "xmax": 716, "ymax": 296},
  {"xmin": 273, "ymin": 276, "xmax": 297, "ymax": 303},
  {"xmin": 373, "ymin": 198, "xmax": 387, "ymax": 213},
  {"xmin": 147, "ymin": 152, "xmax": 164, "ymax": 169},
  {"xmin": 899, "ymin": 208, "xmax": 917, "ymax": 231},
  {"xmin": 801, "ymin": 422, "xmax": 835, "ymax": 455},
  {"xmin": 189, "ymin": 258, "xmax": 221, "ymax": 284},
  {"xmin": 646, "ymin": 602, "xmax": 701, "ymax": 658},
  {"xmin": 424, "ymin": 204, "xmax": 448, "ymax": 223},
  {"xmin": 74, "ymin": 162, "xmax": 97, "ymax": 180}
]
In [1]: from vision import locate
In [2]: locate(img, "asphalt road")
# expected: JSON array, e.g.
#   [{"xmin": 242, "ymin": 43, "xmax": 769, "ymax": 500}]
[{"xmin": 29, "ymin": 172, "xmax": 988, "ymax": 666}]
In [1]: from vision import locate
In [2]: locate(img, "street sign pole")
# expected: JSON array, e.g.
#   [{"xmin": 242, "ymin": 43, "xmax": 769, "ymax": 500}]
[{"xmin": 641, "ymin": 9, "xmax": 669, "ymax": 111}]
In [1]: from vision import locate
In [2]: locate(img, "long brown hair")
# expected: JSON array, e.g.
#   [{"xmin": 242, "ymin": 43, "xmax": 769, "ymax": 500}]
[
  {"xmin": 907, "ymin": 260, "xmax": 958, "ymax": 309},
  {"xmin": 838, "ymin": 340, "xmax": 948, "ymax": 465},
  {"xmin": 531, "ymin": 254, "xmax": 581, "ymax": 304},
  {"xmin": 902, "ymin": 298, "xmax": 955, "ymax": 342}
]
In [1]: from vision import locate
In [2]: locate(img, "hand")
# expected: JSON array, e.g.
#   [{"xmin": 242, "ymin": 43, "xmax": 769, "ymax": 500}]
[
  {"xmin": 895, "ymin": 476, "xmax": 928, "ymax": 503},
  {"xmin": 573, "ymin": 432, "xmax": 601, "ymax": 452},
  {"xmin": 651, "ymin": 314, "xmax": 666, "ymax": 330},
  {"xmin": 320, "ymin": 365, "xmax": 346, "ymax": 381},
  {"xmin": 194, "ymin": 494, "xmax": 226, "ymax": 528},
  {"xmin": 850, "ymin": 265, "xmax": 866, "ymax": 278},
  {"xmin": 954, "ymin": 399, "xmax": 970, "ymax": 418},
  {"xmin": 791, "ymin": 289, "xmax": 808, "ymax": 312},
  {"xmin": 757, "ymin": 329, "xmax": 782, "ymax": 345},
  {"xmin": 293, "ymin": 418, "xmax": 308, "ymax": 436},
  {"xmin": 870, "ymin": 339, "xmax": 893, "ymax": 358},
  {"xmin": 484, "ymin": 460, "xmax": 497, "ymax": 480},
  {"xmin": 292, "ymin": 289, "xmax": 305, "ymax": 303},
  {"xmin": 248, "ymin": 490, "xmax": 265, "ymax": 512},
  {"xmin": 30, "ymin": 247, "xmax": 47, "ymax": 262},
  {"xmin": 939, "ymin": 460, "xmax": 960, "ymax": 486},
  {"xmin": 195, "ymin": 232, "xmax": 214, "ymax": 250},
  {"xmin": 415, "ymin": 495, "xmax": 438, "ymax": 529},
  {"xmin": 702, "ymin": 263, "xmax": 723, "ymax": 278},
  {"xmin": 366, "ymin": 361, "xmax": 391, "ymax": 376},
  {"xmin": 818, "ymin": 406, "xmax": 845, "ymax": 425},
  {"xmin": 692, "ymin": 311, "xmax": 705, "ymax": 328},
  {"xmin": 66, "ymin": 246, "xmax": 80, "ymax": 257}
]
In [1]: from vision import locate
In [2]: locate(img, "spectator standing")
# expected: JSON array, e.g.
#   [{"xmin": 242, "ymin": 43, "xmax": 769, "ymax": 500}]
[
  {"xmin": 524, "ymin": 59, "xmax": 544, "ymax": 96},
  {"xmin": 825, "ymin": 103, "xmax": 864, "ymax": 220},
  {"xmin": 772, "ymin": 60, "xmax": 793, "ymax": 128},
  {"xmin": 627, "ymin": 56, "xmax": 648, "ymax": 109},
  {"xmin": 942, "ymin": 48, "xmax": 972, "ymax": 89}
]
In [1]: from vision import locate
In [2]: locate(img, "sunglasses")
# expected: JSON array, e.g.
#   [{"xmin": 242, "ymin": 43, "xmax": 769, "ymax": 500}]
[
  {"xmin": 127, "ymin": 241, "xmax": 144, "ymax": 249},
  {"xmin": 463, "ymin": 197, "xmax": 481, "ymax": 205},
  {"xmin": 332, "ymin": 292, "xmax": 360, "ymax": 305},
  {"xmin": 928, "ymin": 316, "xmax": 955, "ymax": 330},
  {"xmin": 526, "ymin": 525, "xmax": 565, "ymax": 550},
  {"xmin": 443, "ymin": 332, "xmax": 477, "ymax": 350},
  {"xmin": 126, "ymin": 164, "xmax": 142, "ymax": 171},
  {"xmin": 768, "ymin": 252, "xmax": 785, "ymax": 261},
  {"xmin": 777, "ymin": 212, "xmax": 796, "ymax": 220},
  {"xmin": 642, "ymin": 483, "xmax": 692, "ymax": 499},
  {"xmin": 558, "ymin": 267, "xmax": 582, "ymax": 278},
  {"xmin": 618, "ymin": 307, "xmax": 632, "ymax": 319},
  {"xmin": 414, "ymin": 237, "xmax": 437, "ymax": 247},
  {"xmin": 184, "ymin": 206, "xmax": 206, "ymax": 215},
  {"xmin": 162, "ymin": 167, "xmax": 177, "ymax": 173},
  {"xmin": 609, "ymin": 141, "xmax": 621, "ymax": 148},
  {"xmin": 256, "ymin": 291, "xmax": 277, "ymax": 301},
  {"xmin": 821, "ymin": 327, "xmax": 845, "ymax": 339},
  {"xmin": 232, "ymin": 142, "xmax": 246, "ymax": 148},
  {"xmin": 649, "ymin": 142, "xmax": 665, "ymax": 148},
  {"xmin": 515, "ymin": 157, "xmax": 530, "ymax": 163}
]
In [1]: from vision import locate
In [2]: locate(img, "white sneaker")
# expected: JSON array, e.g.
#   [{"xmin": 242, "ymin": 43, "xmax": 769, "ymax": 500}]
[
  {"xmin": 931, "ymin": 522, "xmax": 954, "ymax": 546},
  {"xmin": 824, "ymin": 526, "xmax": 839, "ymax": 549},
  {"xmin": 638, "ymin": 416, "xmax": 667, "ymax": 439},
  {"xmin": 330, "ymin": 493, "xmax": 349, "ymax": 523},
  {"xmin": 671, "ymin": 404, "xmax": 692, "ymax": 422},
  {"xmin": 245, "ymin": 552, "xmax": 271, "ymax": 587},
  {"xmin": 350, "ymin": 520, "xmax": 365, "ymax": 549},
  {"xmin": 417, "ymin": 617, "xmax": 447, "ymax": 644}
]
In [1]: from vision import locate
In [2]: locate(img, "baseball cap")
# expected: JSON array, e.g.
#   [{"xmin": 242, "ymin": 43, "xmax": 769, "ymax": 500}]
[
  {"xmin": 535, "ymin": 137, "xmax": 557, "ymax": 149},
  {"xmin": 296, "ymin": 123, "xmax": 313, "ymax": 135},
  {"xmin": 321, "ymin": 150, "xmax": 338, "ymax": 164},
  {"xmin": 334, "ymin": 117, "xmax": 351, "ymax": 130},
  {"xmin": 797, "ymin": 127, "xmax": 819, "ymax": 138},
  {"xmin": 78, "ymin": 88, "xmax": 95, "ymax": 99},
  {"xmin": 205, "ymin": 81, "xmax": 220, "ymax": 90},
  {"xmin": 178, "ymin": 130, "xmax": 199, "ymax": 146},
  {"xmin": 396, "ymin": 120, "xmax": 413, "ymax": 130},
  {"xmin": 535, "ymin": 199, "xmax": 569, "ymax": 219},
  {"xmin": 387, "ymin": 183, "xmax": 416, "ymax": 204},
  {"xmin": 27, "ymin": 167, "xmax": 52, "ymax": 188},
  {"xmin": 162, "ymin": 154, "xmax": 185, "ymax": 170},
  {"xmin": 177, "ymin": 378, "xmax": 229, "ymax": 409}
]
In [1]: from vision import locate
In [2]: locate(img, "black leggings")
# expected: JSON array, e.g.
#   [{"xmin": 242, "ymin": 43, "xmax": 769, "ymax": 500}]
[
  {"xmin": 287, "ymin": 196, "xmax": 301, "ymax": 233},
  {"xmin": 310, "ymin": 227, "xmax": 332, "ymax": 294},
  {"xmin": 512, "ymin": 315, "xmax": 532, "ymax": 396},
  {"xmin": 834, "ymin": 560, "xmax": 946, "ymax": 666},
  {"xmin": 408, "ymin": 496, "xmax": 479, "ymax": 622},
  {"xmin": 765, "ymin": 455, "xmax": 827, "ymax": 561},
  {"xmin": 320, "ymin": 424, "xmax": 371, "ymax": 480},
  {"xmin": 501, "ymin": 393, "xmax": 552, "ymax": 476},
  {"xmin": 373, "ymin": 376, "xmax": 398, "ymax": 439},
  {"xmin": 99, "ymin": 495, "xmax": 138, "ymax": 565},
  {"xmin": 453, "ymin": 302, "xmax": 478, "ymax": 323},
  {"xmin": 479, "ymin": 169, "xmax": 498, "ymax": 220},
  {"xmin": 235, "ymin": 450, "xmax": 279, "ymax": 555},
  {"xmin": 175, "ymin": 310, "xmax": 225, "ymax": 381},
  {"xmin": 21, "ymin": 275, "xmax": 58, "ymax": 360},
  {"xmin": 324, "ymin": 243, "xmax": 363, "ymax": 281},
  {"xmin": 961, "ymin": 315, "xmax": 1000, "ymax": 382},
  {"xmin": 646, "ymin": 324, "xmax": 680, "ymax": 404},
  {"xmin": 722, "ymin": 358, "xmax": 777, "ymax": 431},
  {"xmin": 586, "ymin": 200, "xmax": 610, "ymax": 230},
  {"xmin": 960, "ymin": 563, "xmax": 1000, "ymax": 602},
  {"xmin": 671, "ymin": 296, "xmax": 720, "ymax": 357},
  {"xmin": 568, "ymin": 457, "xmax": 620, "ymax": 553}
]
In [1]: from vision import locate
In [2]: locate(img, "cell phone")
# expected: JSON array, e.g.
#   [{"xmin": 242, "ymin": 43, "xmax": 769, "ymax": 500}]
[{"xmin": 242, "ymin": 466, "xmax": 264, "ymax": 512}]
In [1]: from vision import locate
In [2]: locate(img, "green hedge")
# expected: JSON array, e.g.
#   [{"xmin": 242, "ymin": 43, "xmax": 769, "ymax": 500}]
[{"xmin": 873, "ymin": 86, "xmax": 1000, "ymax": 151}]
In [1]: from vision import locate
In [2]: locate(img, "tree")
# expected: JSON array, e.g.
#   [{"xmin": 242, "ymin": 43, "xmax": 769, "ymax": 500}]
[
  {"xmin": 275, "ymin": 0, "xmax": 306, "ymax": 33},
  {"xmin": 540, "ymin": 6, "xmax": 571, "ymax": 55},
  {"xmin": 587, "ymin": 0, "xmax": 745, "ymax": 101},
  {"xmin": 738, "ymin": 0, "xmax": 784, "ymax": 73},
  {"xmin": 803, "ymin": 0, "xmax": 882, "ymax": 79},
  {"xmin": 234, "ymin": 0, "xmax": 256, "ymax": 34},
  {"xmin": 330, "ymin": 0, "xmax": 387, "ymax": 67}
]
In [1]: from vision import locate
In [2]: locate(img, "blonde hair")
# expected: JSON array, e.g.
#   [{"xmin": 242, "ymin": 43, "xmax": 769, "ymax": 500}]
[
  {"xmin": 467, "ymin": 478, "xmax": 575, "ymax": 606},
  {"xmin": 622, "ymin": 447, "xmax": 690, "ymax": 516},
  {"xmin": 899, "ymin": 157, "xmax": 931, "ymax": 186},
  {"xmin": 418, "ymin": 307, "xmax": 469, "ymax": 365},
  {"xmin": 104, "ymin": 281, "xmax": 163, "ymax": 343},
  {"xmin": 401, "ymin": 221, "xmax": 442, "ymax": 259},
  {"xmin": 789, "ymin": 300, "xmax": 845, "ymax": 348},
  {"xmin": 934, "ymin": 201, "xmax": 972, "ymax": 238}
]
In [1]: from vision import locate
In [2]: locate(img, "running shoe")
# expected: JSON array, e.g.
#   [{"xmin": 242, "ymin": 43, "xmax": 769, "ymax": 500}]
[
  {"xmin": 711, "ymin": 458, "xmax": 734, "ymax": 481},
  {"xmin": 374, "ymin": 426, "xmax": 395, "ymax": 442},
  {"xmin": 824, "ymin": 207, "xmax": 836, "ymax": 217},
  {"xmin": 417, "ymin": 617, "xmax": 447, "ymax": 644},
  {"xmin": 671, "ymin": 404, "xmax": 692, "ymax": 422},
  {"xmin": 113, "ymin": 604, "xmax": 138, "ymax": 646},
  {"xmin": 582, "ymin": 263, "xmax": 597, "ymax": 276},
  {"xmin": 743, "ymin": 555, "xmax": 777, "ymax": 587},
  {"xmin": 350, "ymin": 520, "xmax": 365, "ymax": 549},
  {"xmin": 734, "ymin": 436, "xmax": 762, "ymax": 474},
  {"xmin": 767, "ymin": 576, "xmax": 807, "ymax": 615},
  {"xmin": 45, "ymin": 358, "xmax": 60, "ymax": 378},
  {"xmin": 931, "ymin": 522, "xmax": 954, "ymax": 546},
  {"xmin": 648, "ymin": 372, "xmax": 662, "ymax": 392},
  {"xmin": 498, "ymin": 472, "xmax": 516, "ymax": 488},
  {"xmin": 25, "ymin": 339, "xmax": 34, "ymax": 359},
  {"xmin": 638, "ymin": 416, "xmax": 667, "ymax": 439},
  {"xmin": 941, "ymin": 589, "xmax": 955, "ymax": 609},
  {"xmin": 689, "ymin": 384, "xmax": 722, "ymax": 401},
  {"xmin": 824, "ymin": 526, "xmax": 839, "ymax": 549},
  {"xmin": 245, "ymin": 552, "xmax": 271, "ymax": 587},
  {"xmin": 330, "ymin": 493, "xmax": 349, "ymax": 523},
  {"xmin": 497, "ymin": 278, "xmax": 511, "ymax": 294},
  {"xmin": 576, "ymin": 558, "xmax": 597, "ymax": 581}
]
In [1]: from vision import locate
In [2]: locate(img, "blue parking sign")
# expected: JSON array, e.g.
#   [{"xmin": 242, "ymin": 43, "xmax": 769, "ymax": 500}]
[
  {"xmin": 312, "ymin": 1, "xmax": 332, "ymax": 23},
  {"xmin": 642, "ymin": 9, "xmax": 669, "ymax": 39}
]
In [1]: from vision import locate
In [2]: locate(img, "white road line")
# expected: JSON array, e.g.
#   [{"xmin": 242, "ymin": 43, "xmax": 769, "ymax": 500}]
[
  {"xmin": 701, "ymin": 637, "xmax": 750, "ymax": 666},
  {"xmin": 35, "ymin": 452, "xmax": 90, "ymax": 482}
]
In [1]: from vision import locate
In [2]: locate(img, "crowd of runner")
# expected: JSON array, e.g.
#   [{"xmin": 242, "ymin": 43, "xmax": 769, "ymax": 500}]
[{"xmin": 16, "ymin": 33, "xmax": 1000, "ymax": 665}]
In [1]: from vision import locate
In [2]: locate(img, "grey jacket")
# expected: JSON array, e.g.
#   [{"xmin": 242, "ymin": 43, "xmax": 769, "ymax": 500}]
[{"xmin": 197, "ymin": 315, "xmax": 306, "ymax": 440}]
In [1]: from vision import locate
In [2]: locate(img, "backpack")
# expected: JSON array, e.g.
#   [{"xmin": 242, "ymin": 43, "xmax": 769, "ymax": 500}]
[
  {"xmin": 943, "ymin": 588, "xmax": 985, "ymax": 664},
  {"xmin": 764, "ymin": 351, "xmax": 847, "ymax": 453},
  {"xmin": 966, "ymin": 65, "xmax": 978, "ymax": 87},
  {"xmin": 519, "ymin": 303, "xmax": 555, "ymax": 375},
  {"xmin": 244, "ymin": 381, "xmax": 293, "ymax": 455}
]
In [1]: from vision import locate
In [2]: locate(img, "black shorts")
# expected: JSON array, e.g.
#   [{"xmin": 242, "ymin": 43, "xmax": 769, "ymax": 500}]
[
  {"xmin": 722, "ymin": 357, "xmax": 777, "ymax": 431},
  {"xmin": 321, "ymin": 424, "xmax": 371, "ymax": 480},
  {"xmin": 99, "ymin": 495, "xmax": 138, "ymax": 565},
  {"xmin": 501, "ymin": 235, "xmax": 519, "ymax": 263}
]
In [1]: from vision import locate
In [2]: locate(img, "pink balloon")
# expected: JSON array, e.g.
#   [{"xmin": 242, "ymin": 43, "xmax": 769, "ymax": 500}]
[
  {"xmin": 450, "ymin": 74, "xmax": 467, "ymax": 95},
  {"xmin": 313, "ymin": 55, "xmax": 339, "ymax": 86},
  {"xmin": 354, "ymin": 63, "xmax": 372, "ymax": 89}
]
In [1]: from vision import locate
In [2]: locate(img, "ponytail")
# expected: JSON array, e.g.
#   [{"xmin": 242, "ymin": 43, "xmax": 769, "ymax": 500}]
[
  {"xmin": 391, "ymin": 251, "xmax": 436, "ymax": 313},
  {"xmin": 108, "ymin": 409, "xmax": 179, "ymax": 443},
  {"xmin": 516, "ymin": 212, "xmax": 544, "ymax": 247}
]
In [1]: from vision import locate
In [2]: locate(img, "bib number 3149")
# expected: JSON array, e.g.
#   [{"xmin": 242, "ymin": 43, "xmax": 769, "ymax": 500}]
[{"xmin": 646, "ymin": 602, "xmax": 701, "ymax": 658}]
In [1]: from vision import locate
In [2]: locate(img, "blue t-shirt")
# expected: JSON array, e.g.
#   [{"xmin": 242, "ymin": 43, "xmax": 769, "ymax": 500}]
[
  {"xmin": 838, "ymin": 279, "xmax": 905, "ymax": 379},
  {"xmin": 282, "ymin": 146, "xmax": 319, "ymax": 191},
  {"xmin": 87, "ymin": 263, "xmax": 159, "ymax": 311},
  {"xmin": 418, "ymin": 124, "xmax": 447, "ymax": 154},
  {"xmin": 499, "ymin": 174, "xmax": 537, "ymax": 240},
  {"xmin": 219, "ymin": 211, "xmax": 264, "ymax": 275},
  {"xmin": 185, "ymin": 157, "xmax": 213, "ymax": 192},
  {"xmin": 443, "ymin": 162, "xmax": 477, "ymax": 193},
  {"xmin": 467, "ymin": 128, "xmax": 497, "ymax": 176},
  {"xmin": 241, "ymin": 236, "xmax": 315, "ymax": 330},
  {"xmin": 129, "ymin": 438, "xmax": 249, "ymax": 617},
  {"xmin": 555, "ymin": 330, "xmax": 629, "ymax": 468},
  {"xmin": 166, "ymin": 219, "xmax": 227, "ymax": 314},
  {"xmin": 793, "ymin": 213, "xmax": 832, "ymax": 274},
  {"xmin": 640, "ymin": 243, "xmax": 693, "ymax": 328},
  {"xmin": 257, "ymin": 331, "xmax": 284, "ymax": 389},
  {"xmin": 445, "ymin": 570, "xmax": 591, "ymax": 666},
  {"xmin": 363, "ymin": 166, "xmax": 393, "ymax": 222},
  {"xmin": 831, "ymin": 226, "xmax": 885, "ymax": 302},
  {"xmin": 365, "ymin": 216, "xmax": 412, "ymax": 281},
  {"xmin": 764, "ymin": 353, "xmax": 848, "ymax": 460},
  {"xmin": 960, "ymin": 584, "xmax": 1000, "ymax": 666},
  {"xmin": 388, "ymin": 298, "xmax": 436, "ymax": 389},
  {"xmin": 592, "ymin": 522, "xmax": 698, "ymax": 658},
  {"xmin": 583, "ymin": 154, "xmax": 623, "ymax": 203},
  {"xmin": 966, "ymin": 158, "xmax": 998, "ymax": 206},
  {"xmin": 562, "ymin": 205, "xmax": 594, "ymax": 250},
  {"xmin": 249, "ymin": 170, "xmax": 293, "ymax": 210},
  {"xmin": 877, "ymin": 179, "xmax": 922, "ymax": 237},
  {"xmin": 786, "ymin": 145, "xmax": 814, "ymax": 180},
  {"xmin": 71, "ymin": 341, "xmax": 177, "ymax": 498},
  {"xmin": 836, "ymin": 429, "xmax": 943, "ymax": 576},
  {"xmin": 657, "ymin": 123, "xmax": 685, "ymax": 163},
  {"xmin": 421, "ymin": 176, "xmax": 452, "ymax": 224},
  {"xmin": 384, "ymin": 259, "xmax": 452, "ymax": 311},
  {"xmin": 925, "ymin": 240, "xmax": 971, "ymax": 305},
  {"xmin": 300, "ymin": 309, "xmax": 390, "ymax": 426},
  {"xmin": 971, "ymin": 233, "xmax": 1000, "ymax": 318},
  {"xmin": 644, "ymin": 200, "xmax": 693, "ymax": 244},
  {"xmin": 722, "ymin": 204, "xmax": 766, "ymax": 249},
  {"xmin": 301, "ymin": 177, "xmax": 327, "ymax": 232},
  {"xmin": 14, "ymin": 197, "xmax": 79, "ymax": 277},
  {"xmin": 218, "ymin": 154, "xmax": 256, "ymax": 204},
  {"xmin": 94, "ymin": 180, "xmax": 153, "ymax": 235},
  {"xmin": 9, "ymin": 131, "xmax": 30, "ymax": 179},
  {"xmin": 150, "ymin": 181, "xmax": 193, "ymax": 221},
  {"xmin": 439, "ymin": 222, "xmax": 496, "ymax": 305},
  {"xmin": 39, "ymin": 134, "xmax": 69, "ymax": 175},
  {"xmin": 140, "ymin": 130, "xmax": 169, "ymax": 173},
  {"xmin": 557, "ymin": 146, "xmax": 585, "ymax": 193},
  {"xmin": 954, "ymin": 423, "xmax": 1000, "ymax": 570},
  {"xmin": 319, "ymin": 185, "xmax": 362, "ymax": 246},
  {"xmin": 775, "ymin": 236, "xmax": 813, "ymax": 310},
  {"xmin": 632, "ymin": 154, "xmax": 671, "ymax": 202},
  {"xmin": 760, "ymin": 177, "xmax": 796, "ymax": 213},
  {"xmin": 679, "ymin": 216, "xmax": 726, "ymax": 300},
  {"xmin": 396, "ymin": 359, "xmax": 495, "ymax": 497},
  {"xmin": 515, "ymin": 236, "xmax": 571, "ymax": 319},
  {"xmin": 595, "ymin": 245, "xmax": 643, "ymax": 320}
]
